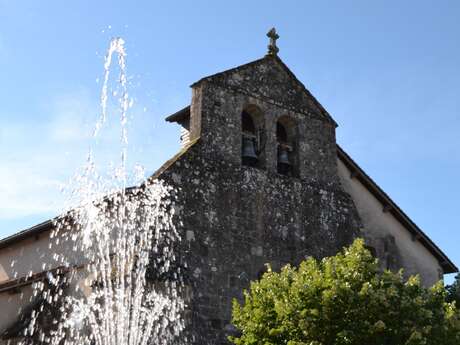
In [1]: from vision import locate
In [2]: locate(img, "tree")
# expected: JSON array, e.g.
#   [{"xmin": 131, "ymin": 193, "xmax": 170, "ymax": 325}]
[
  {"xmin": 231, "ymin": 239, "xmax": 460, "ymax": 345},
  {"xmin": 446, "ymin": 274, "xmax": 460, "ymax": 306}
]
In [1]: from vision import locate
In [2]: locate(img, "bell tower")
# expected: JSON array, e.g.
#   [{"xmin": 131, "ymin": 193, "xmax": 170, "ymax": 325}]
[
  {"xmin": 168, "ymin": 29, "xmax": 341, "ymax": 185},
  {"xmin": 162, "ymin": 29, "xmax": 362, "ymax": 344}
]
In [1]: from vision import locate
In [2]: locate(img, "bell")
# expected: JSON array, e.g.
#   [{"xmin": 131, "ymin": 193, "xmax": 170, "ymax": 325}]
[
  {"xmin": 277, "ymin": 146, "xmax": 291, "ymax": 175},
  {"xmin": 242, "ymin": 136, "xmax": 258, "ymax": 166}
]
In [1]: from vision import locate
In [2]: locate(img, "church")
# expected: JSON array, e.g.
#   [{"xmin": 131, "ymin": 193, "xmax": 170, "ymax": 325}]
[{"xmin": 0, "ymin": 29, "xmax": 456, "ymax": 345}]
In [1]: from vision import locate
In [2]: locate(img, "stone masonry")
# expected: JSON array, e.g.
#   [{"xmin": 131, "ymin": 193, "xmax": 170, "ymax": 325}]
[{"xmin": 153, "ymin": 54, "xmax": 362, "ymax": 344}]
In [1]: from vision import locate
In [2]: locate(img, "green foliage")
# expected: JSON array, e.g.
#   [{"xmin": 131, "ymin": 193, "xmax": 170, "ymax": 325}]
[
  {"xmin": 447, "ymin": 274, "xmax": 460, "ymax": 306},
  {"xmin": 230, "ymin": 239, "xmax": 460, "ymax": 345}
]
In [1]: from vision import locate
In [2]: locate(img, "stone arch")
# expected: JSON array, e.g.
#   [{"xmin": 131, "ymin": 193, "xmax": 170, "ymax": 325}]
[
  {"xmin": 276, "ymin": 115, "xmax": 298, "ymax": 176},
  {"xmin": 241, "ymin": 104, "xmax": 266, "ymax": 168}
]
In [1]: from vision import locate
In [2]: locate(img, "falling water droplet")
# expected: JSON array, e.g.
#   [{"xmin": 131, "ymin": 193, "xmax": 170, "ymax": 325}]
[{"xmin": 20, "ymin": 37, "xmax": 186, "ymax": 345}]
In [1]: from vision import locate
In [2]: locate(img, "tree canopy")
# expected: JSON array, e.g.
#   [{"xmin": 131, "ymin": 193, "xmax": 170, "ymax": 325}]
[{"xmin": 231, "ymin": 239, "xmax": 460, "ymax": 345}]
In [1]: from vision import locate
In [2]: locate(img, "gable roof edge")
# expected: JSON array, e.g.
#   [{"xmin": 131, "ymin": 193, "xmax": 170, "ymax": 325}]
[
  {"xmin": 337, "ymin": 144, "xmax": 457, "ymax": 274},
  {"xmin": 271, "ymin": 56, "xmax": 337, "ymax": 127},
  {"xmin": 190, "ymin": 55, "xmax": 337, "ymax": 127},
  {"xmin": 190, "ymin": 57, "xmax": 267, "ymax": 88}
]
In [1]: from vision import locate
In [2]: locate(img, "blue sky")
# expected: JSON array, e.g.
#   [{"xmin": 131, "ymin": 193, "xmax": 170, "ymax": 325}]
[{"xmin": 0, "ymin": 1, "xmax": 459, "ymax": 282}]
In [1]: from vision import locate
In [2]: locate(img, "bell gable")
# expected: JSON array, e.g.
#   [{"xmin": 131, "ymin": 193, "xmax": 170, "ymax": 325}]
[{"xmin": 192, "ymin": 55, "xmax": 336, "ymax": 126}]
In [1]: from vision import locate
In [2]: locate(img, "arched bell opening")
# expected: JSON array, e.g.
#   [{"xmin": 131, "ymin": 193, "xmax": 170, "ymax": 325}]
[
  {"xmin": 276, "ymin": 116, "xmax": 297, "ymax": 176},
  {"xmin": 241, "ymin": 105, "xmax": 265, "ymax": 168}
]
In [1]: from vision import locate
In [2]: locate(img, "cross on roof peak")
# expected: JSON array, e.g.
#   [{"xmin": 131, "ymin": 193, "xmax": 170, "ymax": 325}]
[{"xmin": 266, "ymin": 27, "xmax": 279, "ymax": 56}]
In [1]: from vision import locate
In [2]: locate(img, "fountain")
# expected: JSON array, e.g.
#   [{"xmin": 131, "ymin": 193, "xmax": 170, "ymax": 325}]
[{"xmin": 10, "ymin": 38, "xmax": 186, "ymax": 345}]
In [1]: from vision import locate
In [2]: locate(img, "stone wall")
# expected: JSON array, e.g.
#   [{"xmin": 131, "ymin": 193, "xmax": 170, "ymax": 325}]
[
  {"xmin": 337, "ymin": 159, "xmax": 443, "ymax": 286},
  {"xmin": 158, "ymin": 143, "xmax": 360, "ymax": 344},
  {"xmin": 157, "ymin": 57, "xmax": 363, "ymax": 343},
  {"xmin": 193, "ymin": 82, "xmax": 340, "ymax": 185}
]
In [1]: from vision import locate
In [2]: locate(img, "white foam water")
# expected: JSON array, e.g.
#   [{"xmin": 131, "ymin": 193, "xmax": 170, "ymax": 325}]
[{"xmin": 14, "ymin": 38, "xmax": 185, "ymax": 345}]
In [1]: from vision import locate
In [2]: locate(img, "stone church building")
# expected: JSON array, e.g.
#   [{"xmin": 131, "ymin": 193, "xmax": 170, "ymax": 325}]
[{"xmin": 0, "ymin": 30, "xmax": 456, "ymax": 344}]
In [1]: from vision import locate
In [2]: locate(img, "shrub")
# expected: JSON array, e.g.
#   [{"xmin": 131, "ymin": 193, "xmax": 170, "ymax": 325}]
[{"xmin": 231, "ymin": 239, "xmax": 460, "ymax": 345}]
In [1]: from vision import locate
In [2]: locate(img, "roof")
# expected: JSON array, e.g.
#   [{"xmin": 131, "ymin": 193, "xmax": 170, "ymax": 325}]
[
  {"xmin": 0, "ymin": 139, "xmax": 201, "ymax": 255},
  {"xmin": 165, "ymin": 109, "xmax": 456, "ymax": 273},
  {"xmin": 1, "ymin": 138, "xmax": 456, "ymax": 274},
  {"xmin": 337, "ymin": 145, "xmax": 457, "ymax": 274},
  {"xmin": 165, "ymin": 106, "xmax": 190, "ymax": 123},
  {"xmin": 0, "ymin": 219, "xmax": 53, "ymax": 250},
  {"xmin": 0, "ymin": 52, "xmax": 457, "ymax": 275}
]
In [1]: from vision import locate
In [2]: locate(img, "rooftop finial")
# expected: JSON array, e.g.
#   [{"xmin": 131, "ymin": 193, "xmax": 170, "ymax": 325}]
[{"xmin": 266, "ymin": 27, "xmax": 279, "ymax": 56}]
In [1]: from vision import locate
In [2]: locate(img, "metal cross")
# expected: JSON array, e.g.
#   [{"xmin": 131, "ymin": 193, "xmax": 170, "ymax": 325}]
[{"xmin": 266, "ymin": 27, "xmax": 279, "ymax": 56}]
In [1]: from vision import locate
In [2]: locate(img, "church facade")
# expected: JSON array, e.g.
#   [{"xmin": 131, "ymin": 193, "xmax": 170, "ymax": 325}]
[{"xmin": 0, "ymin": 30, "xmax": 456, "ymax": 345}]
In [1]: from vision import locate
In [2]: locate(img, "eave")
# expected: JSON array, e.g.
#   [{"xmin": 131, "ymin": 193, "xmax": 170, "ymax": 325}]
[{"xmin": 337, "ymin": 145, "xmax": 457, "ymax": 274}]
